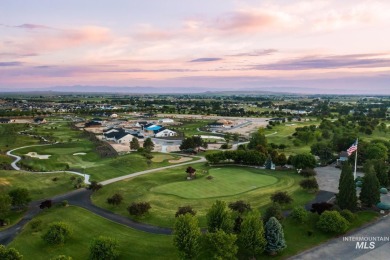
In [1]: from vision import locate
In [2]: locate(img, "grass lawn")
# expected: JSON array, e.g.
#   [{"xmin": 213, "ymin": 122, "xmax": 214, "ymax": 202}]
[
  {"xmin": 0, "ymin": 124, "xmax": 39, "ymax": 152},
  {"xmin": 170, "ymin": 119, "xmax": 214, "ymax": 136},
  {"xmin": 263, "ymin": 211, "xmax": 380, "ymax": 259},
  {"xmin": 9, "ymin": 206, "xmax": 176, "ymax": 260},
  {"xmin": 0, "ymin": 170, "xmax": 75, "ymax": 201},
  {"xmin": 92, "ymin": 164, "xmax": 315, "ymax": 228},
  {"xmin": 264, "ymin": 119, "xmax": 320, "ymax": 155},
  {"xmin": 152, "ymin": 167, "xmax": 278, "ymax": 199},
  {"xmin": 14, "ymin": 141, "xmax": 195, "ymax": 182}
]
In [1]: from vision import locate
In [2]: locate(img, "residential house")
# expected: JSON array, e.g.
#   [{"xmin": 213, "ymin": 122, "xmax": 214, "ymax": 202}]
[
  {"xmin": 0, "ymin": 118, "xmax": 11, "ymax": 124},
  {"xmin": 85, "ymin": 121, "xmax": 102, "ymax": 128},
  {"xmin": 103, "ymin": 129, "xmax": 135, "ymax": 144},
  {"xmin": 155, "ymin": 129, "xmax": 177, "ymax": 137}
]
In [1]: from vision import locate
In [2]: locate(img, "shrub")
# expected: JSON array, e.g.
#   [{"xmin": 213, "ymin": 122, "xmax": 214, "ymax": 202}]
[
  {"xmin": 339, "ymin": 209, "xmax": 356, "ymax": 222},
  {"xmin": 42, "ymin": 222, "xmax": 72, "ymax": 245},
  {"xmin": 107, "ymin": 193, "xmax": 124, "ymax": 206},
  {"xmin": 52, "ymin": 177, "xmax": 59, "ymax": 182},
  {"xmin": 310, "ymin": 202, "xmax": 333, "ymax": 215},
  {"xmin": 290, "ymin": 206, "xmax": 309, "ymax": 223},
  {"xmin": 61, "ymin": 200, "xmax": 69, "ymax": 207},
  {"xmin": 317, "ymin": 211, "xmax": 349, "ymax": 234},
  {"xmin": 30, "ymin": 219, "xmax": 43, "ymax": 230},
  {"xmin": 88, "ymin": 181, "xmax": 103, "ymax": 192},
  {"xmin": 299, "ymin": 168, "xmax": 316, "ymax": 177},
  {"xmin": 299, "ymin": 178, "xmax": 319, "ymax": 192},
  {"xmin": 39, "ymin": 200, "xmax": 53, "ymax": 209},
  {"xmin": 0, "ymin": 245, "xmax": 23, "ymax": 260},
  {"xmin": 175, "ymin": 206, "xmax": 197, "ymax": 217},
  {"xmin": 127, "ymin": 202, "xmax": 151, "ymax": 216},
  {"xmin": 270, "ymin": 192, "xmax": 293, "ymax": 205},
  {"xmin": 264, "ymin": 203, "xmax": 283, "ymax": 222},
  {"xmin": 89, "ymin": 236, "xmax": 119, "ymax": 260},
  {"xmin": 228, "ymin": 200, "xmax": 252, "ymax": 214}
]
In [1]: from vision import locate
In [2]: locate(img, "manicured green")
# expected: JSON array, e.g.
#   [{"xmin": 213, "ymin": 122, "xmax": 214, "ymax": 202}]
[
  {"xmin": 92, "ymin": 164, "xmax": 315, "ymax": 227},
  {"xmin": 152, "ymin": 167, "xmax": 278, "ymax": 199},
  {"xmin": 9, "ymin": 206, "xmax": 176, "ymax": 260}
]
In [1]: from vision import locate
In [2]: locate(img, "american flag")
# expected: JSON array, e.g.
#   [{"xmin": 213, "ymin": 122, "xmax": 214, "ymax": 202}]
[{"xmin": 347, "ymin": 139, "xmax": 358, "ymax": 156}]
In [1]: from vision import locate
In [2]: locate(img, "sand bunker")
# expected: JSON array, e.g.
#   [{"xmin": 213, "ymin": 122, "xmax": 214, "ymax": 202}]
[
  {"xmin": 0, "ymin": 178, "xmax": 11, "ymax": 185},
  {"xmin": 26, "ymin": 152, "xmax": 51, "ymax": 159},
  {"xmin": 197, "ymin": 135, "xmax": 225, "ymax": 140},
  {"xmin": 73, "ymin": 153, "xmax": 87, "ymax": 155},
  {"xmin": 169, "ymin": 157, "xmax": 192, "ymax": 164}
]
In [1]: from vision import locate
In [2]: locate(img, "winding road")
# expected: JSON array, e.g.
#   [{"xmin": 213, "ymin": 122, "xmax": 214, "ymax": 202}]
[
  {"xmin": 2, "ymin": 144, "xmax": 389, "ymax": 260},
  {"xmin": 6, "ymin": 144, "xmax": 91, "ymax": 184},
  {"xmin": 1, "ymin": 144, "xmax": 206, "ymax": 245}
]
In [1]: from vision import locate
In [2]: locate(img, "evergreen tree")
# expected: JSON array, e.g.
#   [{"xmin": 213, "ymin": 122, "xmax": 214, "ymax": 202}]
[
  {"xmin": 238, "ymin": 212, "xmax": 266, "ymax": 258},
  {"xmin": 143, "ymin": 137, "xmax": 154, "ymax": 152},
  {"xmin": 206, "ymin": 200, "xmax": 232, "ymax": 233},
  {"xmin": 264, "ymin": 217, "xmax": 286, "ymax": 254},
  {"xmin": 337, "ymin": 163, "xmax": 357, "ymax": 211},
  {"xmin": 130, "ymin": 138, "xmax": 140, "ymax": 151},
  {"xmin": 173, "ymin": 214, "xmax": 201, "ymax": 260},
  {"xmin": 264, "ymin": 156, "xmax": 273, "ymax": 170},
  {"xmin": 360, "ymin": 166, "xmax": 380, "ymax": 207},
  {"xmin": 372, "ymin": 160, "xmax": 389, "ymax": 187}
]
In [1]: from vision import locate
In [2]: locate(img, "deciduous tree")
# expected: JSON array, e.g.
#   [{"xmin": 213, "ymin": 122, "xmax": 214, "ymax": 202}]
[
  {"xmin": 173, "ymin": 214, "xmax": 201, "ymax": 260},
  {"xmin": 89, "ymin": 236, "xmax": 119, "ymax": 260},
  {"xmin": 238, "ymin": 212, "xmax": 266, "ymax": 258}
]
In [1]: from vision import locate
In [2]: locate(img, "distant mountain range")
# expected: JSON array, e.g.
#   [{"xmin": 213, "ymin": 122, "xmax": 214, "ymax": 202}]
[{"xmin": 0, "ymin": 85, "xmax": 388, "ymax": 96}]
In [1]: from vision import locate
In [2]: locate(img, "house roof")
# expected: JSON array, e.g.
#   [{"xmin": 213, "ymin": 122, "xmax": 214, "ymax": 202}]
[
  {"xmin": 0, "ymin": 118, "xmax": 10, "ymax": 122},
  {"xmin": 145, "ymin": 125, "xmax": 162, "ymax": 131},
  {"xmin": 85, "ymin": 121, "xmax": 101, "ymax": 127}
]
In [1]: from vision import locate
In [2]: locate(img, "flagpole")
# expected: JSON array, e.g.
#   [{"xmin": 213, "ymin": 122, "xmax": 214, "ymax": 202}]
[{"xmin": 354, "ymin": 138, "xmax": 358, "ymax": 180}]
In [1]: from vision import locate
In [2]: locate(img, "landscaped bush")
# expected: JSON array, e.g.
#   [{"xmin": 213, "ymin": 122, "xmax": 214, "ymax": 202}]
[
  {"xmin": 310, "ymin": 202, "xmax": 333, "ymax": 215},
  {"xmin": 376, "ymin": 202, "xmax": 390, "ymax": 210},
  {"xmin": 175, "ymin": 206, "xmax": 197, "ymax": 217},
  {"xmin": 127, "ymin": 202, "xmax": 151, "ymax": 216},
  {"xmin": 339, "ymin": 209, "xmax": 356, "ymax": 222},
  {"xmin": 317, "ymin": 211, "xmax": 349, "ymax": 234},
  {"xmin": 299, "ymin": 168, "xmax": 316, "ymax": 177},
  {"xmin": 264, "ymin": 203, "xmax": 284, "ymax": 222},
  {"xmin": 0, "ymin": 245, "xmax": 23, "ymax": 260},
  {"xmin": 50, "ymin": 255, "xmax": 73, "ymax": 260},
  {"xmin": 88, "ymin": 181, "xmax": 103, "ymax": 192},
  {"xmin": 89, "ymin": 236, "xmax": 119, "ymax": 260},
  {"xmin": 299, "ymin": 178, "xmax": 319, "ymax": 192},
  {"xmin": 290, "ymin": 206, "xmax": 309, "ymax": 223},
  {"xmin": 228, "ymin": 200, "xmax": 252, "ymax": 214},
  {"xmin": 42, "ymin": 222, "xmax": 72, "ymax": 245},
  {"xmin": 107, "ymin": 193, "xmax": 124, "ymax": 206},
  {"xmin": 270, "ymin": 192, "xmax": 293, "ymax": 205},
  {"xmin": 379, "ymin": 188, "xmax": 388, "ymax": 194},
  {"xmin": 39, "ymin": 200, "xmax": 53, "ymax": 209},
  {"xmin": 61, "ymin": 200, "xmax": 69, "ymax": 207}
]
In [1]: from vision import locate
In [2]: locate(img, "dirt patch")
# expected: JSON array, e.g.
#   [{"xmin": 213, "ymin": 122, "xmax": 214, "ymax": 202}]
[
  {"xmin": 0, "ymin": 178, "xmax": 10, "ymax": 185},
  {"xmin": 26, "ymin": 152, "xmax": 51, "ymax": 159},
  {"xmin": 169, "ymin": 157, "xmax": 192, "ymax": 164}
]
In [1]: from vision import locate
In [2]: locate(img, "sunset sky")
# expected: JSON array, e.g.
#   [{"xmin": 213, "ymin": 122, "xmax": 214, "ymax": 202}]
[{"xmin": 1, "ymin": 0, "xmax": 390, "ymax": 94}]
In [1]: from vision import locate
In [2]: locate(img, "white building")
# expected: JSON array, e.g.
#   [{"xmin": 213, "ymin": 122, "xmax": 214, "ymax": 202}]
[
  {"xmin": 155, "ymin": 129, "xmax": 177, "ymax": 138},
  {"xmin": 158, "ymin": 118, "xmax": 174, "ymax": 124}
]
